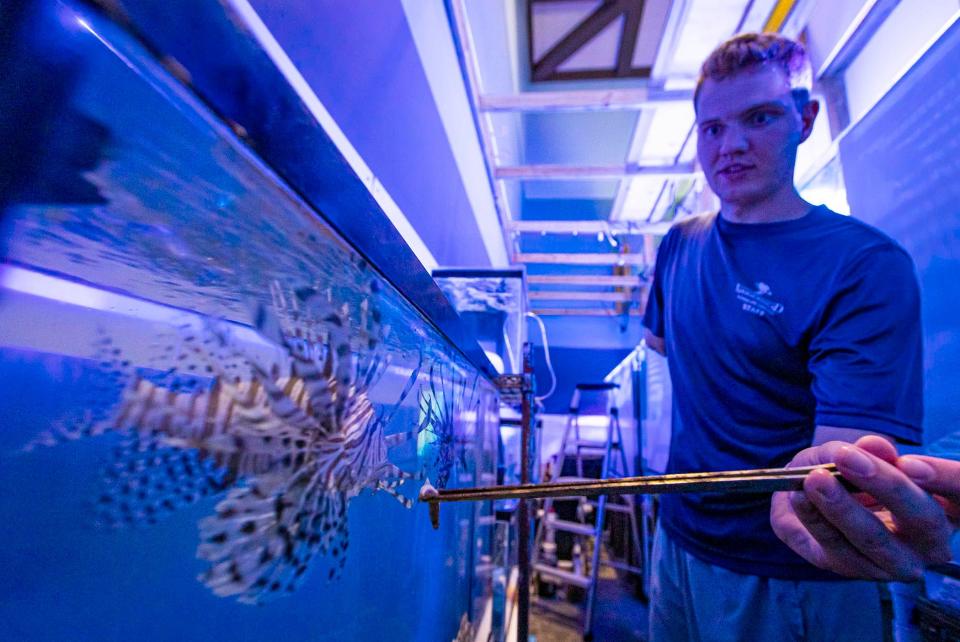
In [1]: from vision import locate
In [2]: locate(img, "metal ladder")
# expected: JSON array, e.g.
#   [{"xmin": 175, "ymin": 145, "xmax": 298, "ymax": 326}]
[{"xmin": 532, "ymin": 382, "xmax": 643, "ymax": 639}]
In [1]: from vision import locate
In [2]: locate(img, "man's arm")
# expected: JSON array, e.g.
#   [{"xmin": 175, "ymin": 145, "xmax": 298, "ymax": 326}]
[
  {"xmin": 641, "ymin": 228, "xmax": 674, "ymax": 358},
  {"xmin": 644, "ymin": 329, "xmax": 666, "ymax": 357},
  {"xmin": 771, "ymin": 435, "xmax": 959, "ymax": 580},
  {"xmin": 770, "ymin": 244, "xmax": 934, "ymax": 579},
  {"xmin": 813, "ymin": 425, "xmax": 891, "ymax": 446}
]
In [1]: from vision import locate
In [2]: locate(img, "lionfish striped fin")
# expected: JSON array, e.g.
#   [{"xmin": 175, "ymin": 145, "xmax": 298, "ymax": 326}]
[
  {"xmin": 198, "ymin": 474, "xmax": 350, "ymax": 603},
  {"xmin": 383, "ymin": 430, "xmax": 418, "ymax": 448},
  {"xmin": 373, "ymin": 349, "xmax": 424, "ymax": 434},
  {"xmin": 244, "ymin": 362, "xmax": 317, "ymax": 434},
  {"xmin": 374, "ymin": 480, "xmax": 413, "ymax": 509}
]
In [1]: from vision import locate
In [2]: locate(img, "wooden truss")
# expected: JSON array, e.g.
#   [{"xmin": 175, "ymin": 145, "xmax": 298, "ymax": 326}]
[{"xmin": 529, "ymin": 0, "xmax": 651, "ymax": 82}]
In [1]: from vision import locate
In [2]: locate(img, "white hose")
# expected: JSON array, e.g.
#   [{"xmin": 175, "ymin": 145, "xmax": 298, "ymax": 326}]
[{"xmin": 525, "ymin": 311, "xmax": 556, "ymax": 404}]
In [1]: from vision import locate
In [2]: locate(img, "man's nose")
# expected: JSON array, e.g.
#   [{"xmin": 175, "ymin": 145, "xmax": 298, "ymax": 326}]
[{"xmin": 718, "ymin": 125, "xmax": 748, "ymax": 154}]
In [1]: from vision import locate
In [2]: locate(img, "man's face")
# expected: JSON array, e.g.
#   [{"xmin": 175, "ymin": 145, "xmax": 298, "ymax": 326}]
[{"xmin": 695, "ymin": 64, "xmax": 817, "ymax": 209}]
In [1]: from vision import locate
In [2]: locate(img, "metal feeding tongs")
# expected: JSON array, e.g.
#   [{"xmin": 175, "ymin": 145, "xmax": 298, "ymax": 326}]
[{"xmin": 419, "ymin": 463, "xmax": 851, "ymax": 529}]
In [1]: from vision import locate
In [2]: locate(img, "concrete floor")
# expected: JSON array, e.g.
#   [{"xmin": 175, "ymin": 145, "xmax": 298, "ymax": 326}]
[{"xmin": 530, "ymin": 576, "xmax": 648, "ymax": 642}]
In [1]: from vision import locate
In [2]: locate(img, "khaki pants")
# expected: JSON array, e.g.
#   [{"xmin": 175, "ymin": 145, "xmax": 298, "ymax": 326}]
[{"xmin": 648, "ymin": 524, "xmax": 883, "ymax": 642}]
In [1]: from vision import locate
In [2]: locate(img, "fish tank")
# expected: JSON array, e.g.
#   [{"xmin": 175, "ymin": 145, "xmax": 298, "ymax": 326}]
[
  {"xmin": 431, "ymin": 267, "xmax": 526, "ymax": 637},
  {"xmin": 432, "ymin": 266, "xmax": 528, "ymax": 478},
  {"xmin": 0, "ymin": 1, "xmax": 499, "ymax": 640},
  {"xmin": 432, "ymin": 268, "xmax": 526, "ymax": 377}
]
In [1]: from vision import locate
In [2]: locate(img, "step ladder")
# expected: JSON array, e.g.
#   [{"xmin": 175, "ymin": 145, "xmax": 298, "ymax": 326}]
[{"xmin": 532, "ymin": 382, "xmax": 643, "ymax": 640}]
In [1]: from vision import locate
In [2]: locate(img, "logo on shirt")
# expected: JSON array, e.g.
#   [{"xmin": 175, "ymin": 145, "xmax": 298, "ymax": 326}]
[{"xmin": 736, "ymin": 282, "xmax": 784, "ymax": 317}]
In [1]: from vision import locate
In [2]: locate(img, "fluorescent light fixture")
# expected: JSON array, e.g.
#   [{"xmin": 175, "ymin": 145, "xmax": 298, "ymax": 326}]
[{"xmin": 618, "ymin": 176, "xmax": 666, "ymax": 222}]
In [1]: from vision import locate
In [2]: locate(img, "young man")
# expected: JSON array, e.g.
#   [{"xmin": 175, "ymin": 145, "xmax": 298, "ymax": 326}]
[{"xmin": 642, "ymin": 33, "xmax": 957, "ymax": 641}]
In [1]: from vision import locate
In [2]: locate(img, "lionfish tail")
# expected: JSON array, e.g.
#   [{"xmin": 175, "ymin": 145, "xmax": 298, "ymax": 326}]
[
  {"xmin": 197, "ymin": 479, "xmax": 350, "ymax": 604},
  {"xmin": 93, "ymin": 430, "xmax": 230, "ymax": 528}
]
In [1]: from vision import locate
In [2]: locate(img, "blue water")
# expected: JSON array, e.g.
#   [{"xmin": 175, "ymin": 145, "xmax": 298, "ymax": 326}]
[{"xmin": 0, "ymin": 347, "xmax": 492, "ymax": 641}]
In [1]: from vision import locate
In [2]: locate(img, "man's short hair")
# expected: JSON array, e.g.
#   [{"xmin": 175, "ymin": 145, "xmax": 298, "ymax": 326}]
[{"xmin": 694, "ymin": 33, "xmax": 813, "ymax": 111}]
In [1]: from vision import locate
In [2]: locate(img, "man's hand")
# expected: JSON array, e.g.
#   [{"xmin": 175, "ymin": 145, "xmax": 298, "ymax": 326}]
[{"xmin": 771, "ymin": 435, "xmax": 960, "ymax": 581}]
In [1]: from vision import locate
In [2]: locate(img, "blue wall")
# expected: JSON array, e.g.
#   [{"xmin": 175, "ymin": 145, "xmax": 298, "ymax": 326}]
[
  {"xmin": 249, "ymin": 0, "xmax": 491, "ymax": 267},
  {"xmin": 840, "ymin": 19, "xmax": 960, "ymax": 445},
  {"xmin": 531, "ymin": 346, "xmax": 633, "ymax": 414}
]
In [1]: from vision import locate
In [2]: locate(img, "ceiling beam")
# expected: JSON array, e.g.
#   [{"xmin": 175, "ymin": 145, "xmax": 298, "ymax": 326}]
[
  {"xmin": 506, "ymin": 219, "xmax": 672, "ymax": 235},
  {"xmin": 515, "ymin": 252, "xmax": 646, "ymax": 265},
  {"xmin": 477, "ymin": 87, "xmax": 693, "ymax": 112},
  {"xmin": 616, "ymin": 0, "xmax": 644, "ymax": 75},
  {"xmin": 530, "ymin": 308, "xmax": 643, "ymax": 317},
  {"xmin": 531, "ymin": 0, "xmax": 627, "ymax": 81},
  {"xmin": 495, "ymin": 162, "xmax": 698, "ymax": 180},
  {"xmin": 528, "ymin": 275, "xmax": 645, "ymax": 287},
  {"xmin": 529, "ymin": 291, "xmax": 635, "ymax": 302}
]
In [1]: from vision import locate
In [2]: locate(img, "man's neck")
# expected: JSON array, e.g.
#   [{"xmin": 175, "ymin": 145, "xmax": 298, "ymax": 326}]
[{"xmin": 719, "ymin": 188, "xmax": 812, "ymax": 224}]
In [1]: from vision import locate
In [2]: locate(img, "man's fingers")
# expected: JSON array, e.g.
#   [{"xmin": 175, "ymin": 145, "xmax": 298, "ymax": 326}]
[
  {"xmin": 898, "ymin": 455, "xmax": 960, "ymax": 506},
  {"xmin": 804, "ymin": 469, "xmax": 927, "ymax": 580},
  {"xmin": 835, "ymin": 446, "xmax": 954, "ymax": 565},
  {"xmin": 776, "ymin": 440, "xmax": 958, "ymax": 581},
  {"xmin": 786, "ymin": 490, "xmax": 893, "ymax": 579},
  {"xmin": 933, "ymin": 496, "xmax": 960, "ymax": 525},
  {"xmin": 900, "ymin": 455, "xmax": 960, "ymax": 529},
  {"xmin": 784, "ymin": 440, "xmax": 849, "ymax": 468},
  {"xmin": 853, "ymin": 435, "xmax": 899, "ymax": 464},
  {"xmin": 771, "ymin": 489, "xmax": 892, "ymax": 580},
  {"xmin": 771, "ymin": 492, "xmax": 838, "ymax": 574}
]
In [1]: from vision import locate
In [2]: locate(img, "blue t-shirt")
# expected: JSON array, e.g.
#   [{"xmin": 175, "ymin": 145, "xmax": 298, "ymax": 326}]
[{"xmin": 642, "ymin": 205, "xmax": 923, "ymax": 580}]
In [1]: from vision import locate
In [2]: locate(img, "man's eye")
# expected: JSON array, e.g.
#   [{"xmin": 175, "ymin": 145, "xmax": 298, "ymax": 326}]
[
  {"xmin": 701, "ymin": 124, "xmax": 721, "ymax": 137},
  {"xmin": 748, "ymin": 111, "xmax": 773, "ymax": 125}
]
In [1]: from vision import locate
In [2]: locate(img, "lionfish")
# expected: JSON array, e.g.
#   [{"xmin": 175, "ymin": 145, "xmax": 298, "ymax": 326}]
[
  {"xmin": 26, "ymin": 281, "xmax": 428, "ymax": 603},
  {"xmin": 413, "ymin": 362, "xmax": 479, "ymax": 490}
]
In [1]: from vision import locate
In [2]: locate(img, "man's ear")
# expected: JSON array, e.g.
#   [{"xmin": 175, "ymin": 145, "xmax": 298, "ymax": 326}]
[{"xmin": 799, "ymin": 99, "xmax": 820, "ymax": 143}]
